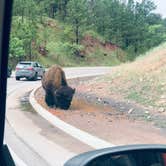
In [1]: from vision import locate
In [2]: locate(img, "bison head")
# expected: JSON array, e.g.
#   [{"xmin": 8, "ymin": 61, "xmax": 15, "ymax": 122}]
[{"xmin": 54, "ymin": 86, "xmax": 75, "ymax": 110}]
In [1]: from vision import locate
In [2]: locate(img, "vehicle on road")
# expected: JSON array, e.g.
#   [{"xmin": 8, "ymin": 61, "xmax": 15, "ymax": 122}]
[{"xmin": 15, "ymin": 61, "xmax": 45, "ymax": 81}]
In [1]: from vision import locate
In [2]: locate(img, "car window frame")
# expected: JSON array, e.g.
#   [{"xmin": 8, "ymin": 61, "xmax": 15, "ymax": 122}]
[
  {"xmin": 31, "ymin": 62, "xmax": 36, "ymax": 67},
  {"xmin": 37, "ymin": 63, "xmax": 41, "ymax": 67},
  {"xmin": 19, "ymin": 62, "xmax": 32, "ymax": 66},
  {"xmin": 0, "ymin": 0, "xmax": 13, "ymax": 152},
  {"xmin": 35, "ymin": 63, "xmax": 39, "ymax": 67}
]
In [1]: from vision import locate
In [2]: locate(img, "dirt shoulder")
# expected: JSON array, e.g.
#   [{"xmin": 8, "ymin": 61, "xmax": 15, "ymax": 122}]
[{"xmin": 35, "ymin": 76, "xmax": 166, "ymax": 145}]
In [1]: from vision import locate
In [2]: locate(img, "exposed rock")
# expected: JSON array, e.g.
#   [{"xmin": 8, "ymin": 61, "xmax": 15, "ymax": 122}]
[
  {"xmin": 128, "ymin": 108, "xmax": 134, "ymax": 114},
  {"xmin": 103, "ymin": 100, "xmax": 109, "ymax": 105},
  {"xmin": 160, "ymin": 95, "xmax": 166, "ymax": 99},
  {"xmin": 147, "ymin": 116, "xmax": 151, "ymax": 120},
  {"xmin": 97, "ymin": 97, "xmax": 102, "ymax": 102},
  {"xmin": 158, "ymin": 108, "xmax": 165, "ymax": 113}
]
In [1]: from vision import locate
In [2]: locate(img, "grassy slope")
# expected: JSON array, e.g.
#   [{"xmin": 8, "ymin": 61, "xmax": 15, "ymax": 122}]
[
  {"xmin": 37, "ymin": 18, "xmax": 123, "ymax": 67},
  {"xmin": 89, "ymin": 43, "xmax": 166, "ymax": 111}
]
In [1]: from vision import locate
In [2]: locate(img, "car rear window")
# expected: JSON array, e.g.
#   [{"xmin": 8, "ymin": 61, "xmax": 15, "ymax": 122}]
[
  {"xmin": 16, "ymin": 62, "xmax": 33, "ymax": 68},
  {"xmin": 19, "ymin": 62, "xmax": 32, "ymax": 66}
]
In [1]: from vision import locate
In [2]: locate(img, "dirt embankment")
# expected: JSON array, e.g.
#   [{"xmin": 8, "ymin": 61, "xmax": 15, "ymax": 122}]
[
  {"xmin": 35, "ymin": 75, "xmax": 166, "ymax": 145},
  {"xmin": 80, "ymin": 35, "xmax": 126, "ymax": 62},
  {"xmin": 81, "ymin": 35, "xmax": 118, "ymax": 54}
]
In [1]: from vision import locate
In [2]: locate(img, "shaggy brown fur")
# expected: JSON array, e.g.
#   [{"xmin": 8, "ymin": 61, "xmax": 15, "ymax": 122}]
[
  {"xmin": 42, "ymin": 65, "xmax": 75, "ymax": 109},
  {"xmin": 42, "ymin": 65, "xmax": 68, "ymax": 92}
]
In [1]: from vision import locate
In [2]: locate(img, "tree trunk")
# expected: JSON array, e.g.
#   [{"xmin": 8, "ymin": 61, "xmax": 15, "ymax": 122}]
[
  {"xmin": 73, "ymin": 19, "xmax": 80, "ymax": 57},
  {"xmin": 75, "ymin": 19, "xmax": 79, "ymax": 45},
  {"xmin": 49, "ymin": 4, "xmax": 55, "ymax": 18},
  {"xmin": 21, "ymin": 8, "xmax": 24, "ymax": 23},
  {"xmin": 40, "ymin": 13, "xmax": 43, "ymax": 23},
  {"xmin": 29, "ymin": 41, "xmax": 32, "ymax": 61},
  {"xmin": 62, "ymin": 0, "xmax": 68, "ymax": 20}
]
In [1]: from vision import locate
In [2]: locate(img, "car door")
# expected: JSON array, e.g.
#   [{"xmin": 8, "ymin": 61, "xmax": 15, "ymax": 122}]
[
  {"xmin": 37, "ymin": 63, "xmax": 44, "ymax": 76},
  {"xmin": 33, "ymin": 62, "xmax": 40, "ymax": 76},
  {"xmin": 35, "ymin": 62, "xmax": 43, "ymax": 76}
]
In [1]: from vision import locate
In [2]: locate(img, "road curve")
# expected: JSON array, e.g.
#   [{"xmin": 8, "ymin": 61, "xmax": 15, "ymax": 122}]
[{"xmin": 5, "ymin": 67, "xmax": 111, "ymax": 166}]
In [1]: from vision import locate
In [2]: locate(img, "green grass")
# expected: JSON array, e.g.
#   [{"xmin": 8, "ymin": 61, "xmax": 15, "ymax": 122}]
[
  {"xmin": 124, "ymin": 74, "xmax": 165, "ymax": 108},
  {"xmin": 21, "ymin": 102, "xmax": 36, "ymax": 113},
  {"xmin": 127, "ymin": 90, "xmax": 154, "ymax": 106}
]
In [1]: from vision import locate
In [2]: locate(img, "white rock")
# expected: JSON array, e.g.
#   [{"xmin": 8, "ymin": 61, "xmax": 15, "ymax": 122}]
[
  {"xmin": 158, "ymin": 108, "xmax": 165, "ymax": 113},
  {"xmin": 147, "ymin": 116, "xmax": 151, "ymax": 120},
  {"xmin": 128, "ymin": 108, "xmax": 134, "ymax": 114},
  {"xmin": 145, "ymin": 111, "xmax": 149, "ymax": 114}
]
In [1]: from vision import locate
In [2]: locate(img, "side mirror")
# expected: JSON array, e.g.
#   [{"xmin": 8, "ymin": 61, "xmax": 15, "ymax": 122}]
[
  {"xmin": 64, "ymin": 144, "xmax": 166, "ymax": 166},
  {"xmin": 37, "ymin": 63, "xmax": 42, "ymax": 68}
]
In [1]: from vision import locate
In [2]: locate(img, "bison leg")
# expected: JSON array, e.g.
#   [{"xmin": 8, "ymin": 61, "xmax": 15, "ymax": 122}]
[{"xmin": 45, "ymin": 91, "xmax": 55, "ymax": 107}]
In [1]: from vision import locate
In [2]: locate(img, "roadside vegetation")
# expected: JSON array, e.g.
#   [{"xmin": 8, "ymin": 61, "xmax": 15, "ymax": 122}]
[{"xmin": 9, "ymin": 0, "xmax": 166, "ymax": 68}]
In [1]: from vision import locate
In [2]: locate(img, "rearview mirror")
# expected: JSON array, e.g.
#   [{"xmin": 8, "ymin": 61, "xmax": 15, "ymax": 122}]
[{"xmin": 64, "ymin": 144, "xmax": 166, "ymax": 166}]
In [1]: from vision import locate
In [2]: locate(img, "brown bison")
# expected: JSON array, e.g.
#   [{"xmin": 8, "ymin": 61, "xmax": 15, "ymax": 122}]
[{"xmin": 42, "ymin": 65, "xmax": 75, "ymax": 110}]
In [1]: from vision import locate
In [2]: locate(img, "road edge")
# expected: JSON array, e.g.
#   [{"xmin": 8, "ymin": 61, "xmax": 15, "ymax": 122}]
[{"xmin": 29, "ymin": 85, "xmax": 114, "ymax": 149}]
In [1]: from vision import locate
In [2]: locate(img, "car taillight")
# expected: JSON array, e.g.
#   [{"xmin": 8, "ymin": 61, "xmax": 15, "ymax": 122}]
[
  {"xmin": 27, "ymin": 67, "xmax": 34, "ymax": 70},
  {"xmin": 16, "ymin": 67, "xmax": 20, "ymax": 70}
]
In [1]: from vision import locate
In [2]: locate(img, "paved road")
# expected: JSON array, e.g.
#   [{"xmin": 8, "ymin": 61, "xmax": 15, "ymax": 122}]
[{"xmin": 5, "ymin": 67, "xmax": 111, "ymax": 166}]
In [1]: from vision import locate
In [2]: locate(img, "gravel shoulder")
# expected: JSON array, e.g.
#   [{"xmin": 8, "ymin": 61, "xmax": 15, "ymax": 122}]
[{"xmin": 35, "ymin": 77, "xmax": 166, "ymax": 145}]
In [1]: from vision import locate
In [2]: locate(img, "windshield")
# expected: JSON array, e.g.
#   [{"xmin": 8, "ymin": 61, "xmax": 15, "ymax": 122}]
[{"xmin": 4, "ymin": 0, "xmax": 166, "ymax": 165}]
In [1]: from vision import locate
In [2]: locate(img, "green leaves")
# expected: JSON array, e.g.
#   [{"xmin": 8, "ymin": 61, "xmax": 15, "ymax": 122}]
[
  {"xmin": 10, "ymin": 0, "xmax": 166, "ymax": 63},
  {"xmin": 9, "ymin": 37, "xmax": 25, "ymax": 58},
  {"xmin": 67, "ymin": 0, "xmax": 88, "ymax": 44},
  {"xmin": 47, "ymin": 41, "xmax": 84, "ymax": 56},
  {"xmin": 10, "ymin": 17, "xmax": 37, "ymax": 60}
]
